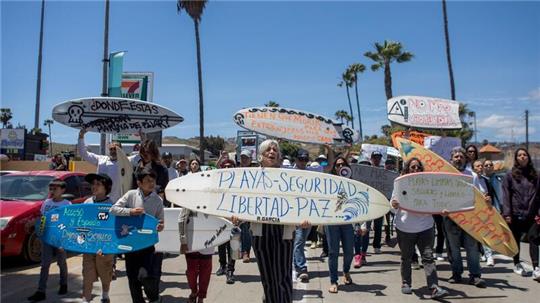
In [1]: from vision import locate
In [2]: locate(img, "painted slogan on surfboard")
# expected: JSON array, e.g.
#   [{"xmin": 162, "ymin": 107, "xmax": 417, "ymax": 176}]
[
  {"xmin": 36, "ymin": 203, "xmax": 159, "ymax": 254},
  {"xmin": 52, "ymin": 97, "xmax": 183, "ymax": 133},
  {"xmin": 165, "ymin": 167, "xmax": 389, "ymax": 225},
  {"xmin": 387, "ymin": 96, "xmax": 461, "ymax": 129},
  {"xmin": 233, "ymin": 107, "xmax": 360, "ymax": 145}
]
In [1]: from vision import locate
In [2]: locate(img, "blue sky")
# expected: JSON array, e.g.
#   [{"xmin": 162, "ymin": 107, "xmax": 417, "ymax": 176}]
[{"xmin": 2, "ymin": 0, "xmax": 540, "ymax": 144}]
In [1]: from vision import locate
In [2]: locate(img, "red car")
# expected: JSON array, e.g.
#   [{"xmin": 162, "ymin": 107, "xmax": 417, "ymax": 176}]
[{"xmin": 0, "ymin": 171, "xmax": 91, "ymax": 262}]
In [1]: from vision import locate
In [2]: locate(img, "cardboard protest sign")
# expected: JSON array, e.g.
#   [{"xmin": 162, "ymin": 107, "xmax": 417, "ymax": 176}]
[{"xmin": 388, "ymin": 96, "xmax": 461, "ymax": 130}]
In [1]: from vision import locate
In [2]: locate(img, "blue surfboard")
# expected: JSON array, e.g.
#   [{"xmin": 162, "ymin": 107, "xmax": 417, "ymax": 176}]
[{"xmin": 35, "ymin": 203, "xmax": 159, "ymax": 254}]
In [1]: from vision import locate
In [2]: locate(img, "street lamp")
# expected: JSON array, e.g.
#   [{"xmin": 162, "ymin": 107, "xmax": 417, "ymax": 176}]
[{"xmin": 43, "ymin": 118, "xmax": 53, "ymax": 156}]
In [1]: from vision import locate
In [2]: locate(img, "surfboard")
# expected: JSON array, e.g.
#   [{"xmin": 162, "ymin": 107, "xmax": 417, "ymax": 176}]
[
  {"xmin": 233, "ymin": 107, "xmax": 359, "ymax": 145},
  {"xmin": 387, "ymin": 96, "xmax": 461, "ymax": 129},
  {"xmin": 393, "ymin": 172, "xmax": 475, "ymax": 214},
  {"xmin": 155, "ymin": 208, "xmax": 236, "ymax": 253},
  {"xmin": 164, "ymin": 167, "xmax": 390, "ymax": 225},
  {"xmin": 395, "ymin": 137, "xmax": 518, "ymax": 257},
  {"xmin": 35, "ymin": 203, "xmax": 159, "ymax": 254},
  {"xmin": 52, "ymin": 97, "xmax": 183, "ymax": 134},
  {"xmin": 350, "ymin": 164, "xmax": 399, "ymax": 199},
  {"xmin": 391, "ymin": 130, "xmax": 429, "ymax": 148},
  {"xmin": 116, "ymin": 147, "xmax": 133, "ymax": 197}
]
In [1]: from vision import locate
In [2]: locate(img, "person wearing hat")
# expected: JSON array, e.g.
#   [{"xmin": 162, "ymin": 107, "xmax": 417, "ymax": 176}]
[
  {"xmin": 239, "ymin": 149, "xmax": 253, "ymax": 168},
  {"xmin": 81, "ymin": 173, "xmax": 114, "ymax": 303},
  {"xmin": 28, "ymin": 179, "xmax": 71, "ymax": 302},
  {"xmin": 161, "ymin": 152, "xmax": 179, "ymax": 181},
  {"xmin": 370, "ymin": 151, "xmax": 383, "ymax": 167},
  {"xmin": 370, "ymin": 150, "xmax": 386, "ymax": 254},
  {"xmin": 238, "ymin": 149, "xmax": 254, "ymax": 263},
  {"xmin": 176, "ymin": 157, "xmax": 189, "ymax": 177}
]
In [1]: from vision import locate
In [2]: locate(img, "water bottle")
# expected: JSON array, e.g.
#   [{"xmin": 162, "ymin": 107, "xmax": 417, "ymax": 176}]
[{"xmin": 230, "ymin": 226, "xmax": 242, "ymax": 260}]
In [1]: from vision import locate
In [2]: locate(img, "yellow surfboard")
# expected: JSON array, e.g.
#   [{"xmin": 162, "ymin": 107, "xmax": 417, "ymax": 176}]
[{"xmin": 395, "ymin": 137, "xmax": 518, "ymax": 257}]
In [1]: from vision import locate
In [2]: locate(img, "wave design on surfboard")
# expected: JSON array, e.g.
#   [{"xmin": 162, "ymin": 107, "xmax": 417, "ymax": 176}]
[{"xmin": 336, "ymin": 191, "xmax": 370, "ymax": 221}]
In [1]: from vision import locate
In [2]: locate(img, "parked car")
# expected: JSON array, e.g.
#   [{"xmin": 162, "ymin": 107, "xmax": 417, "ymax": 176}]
[
  {"xmin": 0, "ymin": 171, "xmax": 91, "ymax": 262},
  {"xmin": 0, "ymin": 170, "xmax": 19, "ymax": 176}
]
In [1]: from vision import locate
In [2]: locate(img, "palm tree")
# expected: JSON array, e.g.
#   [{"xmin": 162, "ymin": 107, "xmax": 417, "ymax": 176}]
[
  {"xmin": 442, "ymin": 0, "xmax": 456, "ymax": 100},
  {"xmin": 337, "ymin": 71, "xmax": 355, "ymax": 129},
  {"xmin": 347, "ymin": 63, "xmax": 366, "ymax": 139},
  {"xmin": 178, "ymin": 0, "xmax": 208, "ymax": 163},
  {"xmin": 334, "ymin": 110, "xmax": 348, "ymax": 124},
  {"xmin": 43, "ymin": 118, "xmax": 54, "ymax": 156},
  {"xmin": 364, "ymin": 40, "xmax": 414, "ymax": 100},
  {"xmin": 0, "ymin": 108, "xmax": 13, "ymax": 128},
  {"xmin": 343, "ymin": 112, "xmax": 352, "ymax": 126},
  {"xmin": 265, "ymin": 101, "xmax": 280, "ymax": 107}
]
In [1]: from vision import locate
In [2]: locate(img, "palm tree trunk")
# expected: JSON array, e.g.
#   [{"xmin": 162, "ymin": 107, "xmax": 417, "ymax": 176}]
[
  {"xmin": 345, "ymin": 86, "xmax": 355, "ymax": 129},
  {"xmin": 384, "ymin": 61, "xmax": 392, "ymax": 100},
  {"xmin": 354, "ymin": 76, "xmax": 362, "ymax": 140},
  {"xmin": 442, "ymin": 0, "xmax": 456, "ymax": 100},
  {"xmin": 194, "ymin": 19, "xmax": 205, "ymax": 163},
  {"xmin": 34, "ymin": 0, "xmax": 45, "ymax": 130}
]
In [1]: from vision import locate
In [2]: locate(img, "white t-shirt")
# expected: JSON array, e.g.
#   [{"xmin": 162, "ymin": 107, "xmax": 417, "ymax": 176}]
[
  {"xmin": 390, "ymin": 191, "xmax": 433, "ymax": 234},
  {"xmin": 41, "ymin": 198, "xmax": 71, "ymax": 214},
  {"xmin": 166, "ymin": 166, "xmax": 179, "ymax": 181}
]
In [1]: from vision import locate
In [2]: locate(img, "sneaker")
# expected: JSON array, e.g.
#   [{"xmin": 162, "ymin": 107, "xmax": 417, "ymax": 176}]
[
  {"xmin": 448, "ymin": 274, "xmax": 462, "ymax": 284},
  {"xmin": 469, "ymin": 276, "xmax": 486, "ymax": 288},
  {"xmin": 412, "ymin": 261, "xmax": 421, "ymax": 270},
  {"xmin": 298, "ymin": 271, "xmax": 309, "ymax": 283},
  {"xmin": 486, "ymin": 257, "xmax": 495, "ymax": 267},
  {"xmin": 532, "ymin": 267, "xmax": 540, "ymax": 282},
  {"xmin": 430, "ymin": 286, "xmax": 449, "ymax": 300},
  {"xmin": 58, "ymin": 284, "xmax": 68, "ymax": 295},
  {"xmin": 27, "ymin": 291, "xmax": 46, "ymax": 302},
  {"xmin": 435, "ymin": 253, "xmax": 444, "ymax": 261},
  {"xmin": 353, "ymin": 254, "xmax": 362, "ymax": 268},
  {"xmin": 361, "ymin": 253, "xmax": 367, "ymax": 265},
  {"xmin": 374, "ymin": 248, "xmax": 382, "ymax": 254},
  {"xmin": 226, "ymin": 271, "xmax": 235, "ymax": 284},
  {"xmin": 514, "ymin": 263, "xmax": 528, "ymax": 276},
  {"xmin": 401, "ymin": 283, "xmax": 412, "ymax": 294},
  {"xmin": 310, "ymin": 242, "xmax": 317, "ymax": 249},
  {"xmin": 216, "ymin": 266, "xmax": 226, "ymax": 276},
  {"xmin": 320, "ymin": 251, "xmax": 328, "ymax": 258},
  {"xmin": 480, "ymin": 255, "xmax": 487, "ymax": 262}
]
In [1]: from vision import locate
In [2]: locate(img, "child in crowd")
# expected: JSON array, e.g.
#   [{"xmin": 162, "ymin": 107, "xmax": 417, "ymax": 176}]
[
  {"xmin": 28, "ymin": 179, "xmax": 71, "ymax": 302},
  {"xmin": 110, "ymin": 167, "xmax": 165, "ymax": 303},
  {"xmin": 81, "ymin": 173, "xmax": 115, "ymax": 303}
]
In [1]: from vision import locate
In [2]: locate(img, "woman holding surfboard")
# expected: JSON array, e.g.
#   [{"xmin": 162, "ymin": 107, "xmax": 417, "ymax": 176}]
[
  {"xmin": 231, "ymin": 139, "xmax": 309, "ymax": 303},
  {"xmin": 390, "ymin": 158, "xmax": 449, "ymax": 299},
  {"xmin": 502, "ymin": 148, "xmax": 540, "ymax": 280}
]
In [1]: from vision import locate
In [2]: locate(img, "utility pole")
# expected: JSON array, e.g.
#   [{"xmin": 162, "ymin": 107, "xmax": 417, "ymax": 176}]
[
  {"xmin": 34, "ymin": 0, "xmax": 45, "ymax": 130},
  {"xmin": 44, "ymin": 119, "xmax": 54, "ymax": 156},
  {"xmin": 525, "ymin": 110, "xmax": 529, "ymax": 150},
  {"xmin": 100, "ymin": 0, "xmax": 110, "ymax": 154}
]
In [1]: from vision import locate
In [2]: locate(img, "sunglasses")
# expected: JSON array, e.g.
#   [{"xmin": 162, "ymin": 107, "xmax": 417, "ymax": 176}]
[
  {"xmin": 410, "ymin": 165, "xmax": 422, "ymax": 170},
  {"xmin": 49, "ymin": 186, "xmax": 62, "ymax": 190},
  {"xmin": 484, "ymin": 164, "xmax": 493, "ymax": 167},
  {"xmin": 336, "ymin": 163, "xmax": 346, "ymax": 167}
]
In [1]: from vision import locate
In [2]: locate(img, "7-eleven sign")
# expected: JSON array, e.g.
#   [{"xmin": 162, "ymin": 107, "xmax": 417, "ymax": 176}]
[{"xmin": 121, "ymin": 79, "xmax": 143, "ymax": 100}]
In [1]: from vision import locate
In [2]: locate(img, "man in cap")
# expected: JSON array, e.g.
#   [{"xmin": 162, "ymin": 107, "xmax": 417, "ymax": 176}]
[
  {"xmin": 239, "ymin": 149, "xmax": 253, "ymax": 168},
  {"xmin": 161, "ymin": 152, "xmax": 178, "ymax": 180}
]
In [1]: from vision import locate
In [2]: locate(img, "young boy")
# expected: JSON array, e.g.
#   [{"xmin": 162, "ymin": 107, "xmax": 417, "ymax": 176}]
[
  {"xmin": 110, "ymin": 167, "xmax": 164, "ymax": 303},
  {"xmin": 28, "ymin": 179, "xmax": 71, "ymax": 302},
  {"xmin": 82, "ymin": 173, "xmax": 115, "ymax": 303}
]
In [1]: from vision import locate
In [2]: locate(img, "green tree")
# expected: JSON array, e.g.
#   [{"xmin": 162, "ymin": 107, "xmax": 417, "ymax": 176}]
[
  {"xmin": 347, "ymin": 63, "xmax": 366, "ymax": 139},
  {"xmin": 338, "ymin": 71, "xmax": 355, "ymax": 129},
  {"xmin": 265, "ymin": 101, "xmax": 280, "ymax": 107},
  {"xmin": 178, "ymin": 0, "xmax": 208, "ymax": 163},
  {"xmin": 334, "ymin": 110, "xmax": 349, "ymax": 124},
  {"xmin": 203, "ymin": 135, "xmax": 225, "ymax": 157},
  {"xmin": 280, "ymin": 141, "xmax": 300, "ymax": 160},
  {"xmin": 364, "ymin": 40, "xmax": 414, "ymax": 100},
  {"xmin": 0, "ymin": 108, "xmax": 13, "ymax": 128}
]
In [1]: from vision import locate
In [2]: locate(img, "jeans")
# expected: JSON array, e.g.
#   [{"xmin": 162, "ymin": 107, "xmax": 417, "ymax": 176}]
[
  {"xmin": 125, "ymin": 246, "xmax": 162, "ymax": 303},
  {"xmin": 373, "ymin": 217, "xmax": 384, "ymax": 249},
  {"xmin": 444, "ymin": 218, "xmax": 481, "ymax": 278},
  {"xmin": 293, "ymin": 227, "xmax": 310, "ymax": 273},
  {"xmin": 354, "ymin": 221, "xmax": 371, "ymax": 254},
  {"xmin": 218, "ymin": 242, "xmax": 236, "ymax": 273},
  {"xmin": 240, "ymin": 222, "xmax": 252, "ymax": 254},
  {"xmin": 433, "ymin": 215, "xmax": 445, "ymax": 254},
  {"xmin": 510, "ymin": 218, "xmax": 539, "ymax": 267},
  {"xmin": 38, "ymin": 243, "xmax": 68, "ymax": 292},
  {"xmin": 397, "ymin": 228, "xmax": 438, "ymax": 288},
  {"xmin": 325, "ymin": 225, "xmax": 354, "ymax": 284}
]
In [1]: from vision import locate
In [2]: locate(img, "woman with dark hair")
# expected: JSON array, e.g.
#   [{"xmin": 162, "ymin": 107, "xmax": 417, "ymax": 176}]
[
  {"xmin": 465, "ymin": 144, "xmax": 479, "ymax": 173},
  {"xmin": 132, "ymin": 139, "xmax": 169, "ymax": 206},
  {"xmin": 502, "ymin": 148, "xmax": 540, "ymax": 280},
  {"xmin": 325, "ymin": 156, "xmax": 357, "ymax": 293},
  {"xmin": 391, "ymin": 158, "xmax": 449, "ymax": 299},
  {"xmin": 189, "ymin": 158, "xmax": 202, "ymax": 174}
]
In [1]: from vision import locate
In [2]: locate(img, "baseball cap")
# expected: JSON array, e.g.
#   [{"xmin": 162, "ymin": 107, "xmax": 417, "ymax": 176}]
[
  {"xmin": 240, "ymin": 149, "xmax": 252, "ymax": 158},
  {"xmin": 297, "ymin": 149, "xmax": 309, "ymax": 160},
  {"xmin": 371, "ymin": 151, "xmax": 383, "ymax": 158},
  {"xmin": 162, "ymin": 152, "xmax": 172, "ymax": 158},
  {"xmin": 316, "ymin": 154, "xmax": 327, "ymax": 160}
]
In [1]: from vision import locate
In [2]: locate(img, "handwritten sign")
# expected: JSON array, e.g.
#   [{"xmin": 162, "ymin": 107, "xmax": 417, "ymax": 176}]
[
  {"xmin": 394, "ymin": 172, "xmax": 474, "ymax": 214},
  {"xmin": 165, "ymin": 167, "xmax": 390, "ymax": 225},
  {"xmin": 351, "ymin": 164, "xmax": 398, "ymax": 199},
  {"xmin": 233, "ymin": 107, "xmax": 359, "ymax": 145},
  {"xmin": 424, "ymin": 136, "xmax": 461, "ymax": 161},
  {"xmin": 387, "ymin": 96, "xmax": 461, "ymax": 129},
  {"xmin": 52, "ymin": 97, "xmax": 183, "ymax": 134}
]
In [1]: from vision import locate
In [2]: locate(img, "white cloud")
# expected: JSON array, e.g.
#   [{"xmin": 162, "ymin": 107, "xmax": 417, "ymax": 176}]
[
  {"xmin": 477, "ymin": 114, "xmax": 536, "ymax": 140},
  {"xmin": 519, "ymin": 87, "xmax": 540, "ymax": 102}
]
